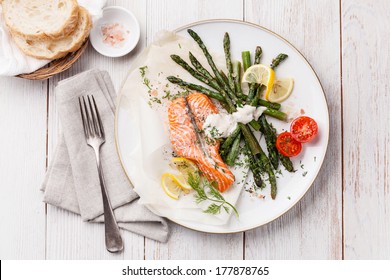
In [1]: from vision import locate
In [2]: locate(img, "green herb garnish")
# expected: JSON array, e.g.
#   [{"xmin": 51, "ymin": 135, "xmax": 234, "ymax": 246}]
[
  {"xmin": 150, "ymin": 97, "xmax": 161, "ymax": 104},
  {"xmin": 188, "ymin": 172, "xmax": 238, "ymax": 217},
  {"xmin": 139, "ymin": 66, "xmax": 152, "ymax": 90},
  {"xmin": 139, "ymin": 66, "xmax": 147, "ymax": 77}
]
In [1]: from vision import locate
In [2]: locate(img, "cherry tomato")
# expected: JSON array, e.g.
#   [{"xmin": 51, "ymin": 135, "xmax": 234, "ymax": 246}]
[
  {"xmin": 290, "ymin": 116, "xmax": 318, "ymax": 143},
  {"xmin": 276, "ymin": 132, "xmax": 302, "ymax": 157}
]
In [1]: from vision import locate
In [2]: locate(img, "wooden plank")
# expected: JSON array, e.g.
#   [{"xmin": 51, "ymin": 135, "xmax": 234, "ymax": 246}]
[
  {"xmin": 144, "ymin": 0, "xmax": 244, "ymax": 260},
  {"xmin": 0, "ymin": 77, "xmax": 47, "ymax": 259},
  {"xmin": 146, "ymin": 0, "xmax": 244, "ymax": 44},
  {"xmin": 342, "ymin": 0, "xmax": 390, "ymax": 259},
  {"xmin": 146, "ymin": 225, "xmax": 243, "ymax": 260},
  {"xmin": 244, "ymin": 0, "xmax": 342, "ymax": 259},
  {"xmin": 45, "ymin": 0, "xmax": 146, "ymax": 259}
]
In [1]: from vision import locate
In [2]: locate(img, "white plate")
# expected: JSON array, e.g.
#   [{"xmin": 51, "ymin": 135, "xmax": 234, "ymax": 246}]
[{"xmin": 115, "ymin": 20, "xmax": 329, "ymax": 233}]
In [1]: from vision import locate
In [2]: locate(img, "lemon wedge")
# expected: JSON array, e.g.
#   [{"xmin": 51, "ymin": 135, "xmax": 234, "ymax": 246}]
[
  {"xmin": 242, "ymin": 64, "xmax": 275, "ymax": 97},
  {"xmin": 161, "ymin": 173, "xmax": 182, "ymax": 200},
  {"xmin": 161, "ymin": 158, "xmax": 199, "ymax": 199},
  {"xmin": 267, "ymin": 78, "xmax": 294, "ymax": 102},
  {"xmin": 171, "ymin": 173, "xmax": 192, "ymax": 192},
  {"xmin": 170, "ymin": 157, "xmax": 198, "ymax": 179}
]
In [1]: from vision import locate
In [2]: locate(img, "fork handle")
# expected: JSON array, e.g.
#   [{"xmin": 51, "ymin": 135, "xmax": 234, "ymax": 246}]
[{"xmin": 94, "ymin": 149, "xmax": 124, "ymax": 253}]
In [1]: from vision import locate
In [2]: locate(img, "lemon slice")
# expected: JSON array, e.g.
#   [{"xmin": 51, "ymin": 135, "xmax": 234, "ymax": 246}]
[
  {"xmin": 242, "ymin": 64, "xmax": 275, "ymax": 97},
  {"xmin": 170, "ymin": 157, "xmax": 198, "ymax": 178},
  {"xmin": 171, "ymin": 173, "xmax": 192, "ymax": 192},
  {"xmin": 162, "ymin": 158, "xmax": 199, "ymax": 197},
  {"xmin": 161, "ymin": 173, "xmax": 182, "ymax": 200},
  {"xmin": 267, "ymin": 78, "xmax": 294, "ymax": 102}
]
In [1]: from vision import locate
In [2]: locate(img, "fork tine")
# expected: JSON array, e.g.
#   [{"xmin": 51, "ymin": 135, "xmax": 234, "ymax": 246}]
[
  {"xmin": 83, "ymin": 96, "xmax": 94, "ymax": 137},
  {"xmin": 79, "ymin": 96, "xmax": 89, "ymax": 138},
  {"xmin": 91, "ymin": 95, "xmax": 105, "ymax": 138},
  {"xmin": 87, "ymin": 95, "xmax": 99, "ymax": 136}
]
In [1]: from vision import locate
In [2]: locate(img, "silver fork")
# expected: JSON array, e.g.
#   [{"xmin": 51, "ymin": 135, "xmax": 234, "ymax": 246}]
[{"xmin": 78, "ymin": 95, "xmax": 123, "ymax": 253}]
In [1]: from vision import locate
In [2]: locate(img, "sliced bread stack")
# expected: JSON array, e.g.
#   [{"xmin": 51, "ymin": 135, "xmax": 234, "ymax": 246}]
[{"xmin": 2, "ymin": 0, "xmax": 92, "ymax": 59}]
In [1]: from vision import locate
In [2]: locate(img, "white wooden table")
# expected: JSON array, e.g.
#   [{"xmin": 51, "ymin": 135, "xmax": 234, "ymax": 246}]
[{"xmin": 0, "ymin": 0, "xmax": 389, "ymax": 260}]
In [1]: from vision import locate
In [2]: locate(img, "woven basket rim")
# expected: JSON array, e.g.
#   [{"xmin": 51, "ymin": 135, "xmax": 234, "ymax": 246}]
[{"xmin": 17, "ymin": 39, "xmax": 89, "ymax": 80}]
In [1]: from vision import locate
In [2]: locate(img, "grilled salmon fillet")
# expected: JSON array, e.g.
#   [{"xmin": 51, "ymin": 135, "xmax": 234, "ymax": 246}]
[{"xmin": 168, "ymin": 92, "xmax": 235, "ymax": 192}]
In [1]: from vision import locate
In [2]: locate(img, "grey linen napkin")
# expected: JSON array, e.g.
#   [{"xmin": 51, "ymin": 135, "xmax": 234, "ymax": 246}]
[{"xmin": 42, "ymin": 69, "xmax": 169, "ymax": 243}]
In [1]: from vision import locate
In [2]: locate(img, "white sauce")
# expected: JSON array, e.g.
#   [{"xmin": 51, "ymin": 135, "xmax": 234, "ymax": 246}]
[{"xmin": 203, "ymin": 105, "xmax": 267, "ymax": 138}]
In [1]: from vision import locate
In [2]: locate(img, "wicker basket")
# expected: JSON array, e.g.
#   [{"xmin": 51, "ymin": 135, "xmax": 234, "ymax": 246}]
[{"xmin": 17, "ymin": 40, "xmax": 89, "ymax": 80}]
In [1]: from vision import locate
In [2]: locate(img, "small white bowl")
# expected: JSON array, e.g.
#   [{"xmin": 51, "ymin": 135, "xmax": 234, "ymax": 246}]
[{"xmin": 89, "ymin": 6, "xmax": 140, "ymax": 57}]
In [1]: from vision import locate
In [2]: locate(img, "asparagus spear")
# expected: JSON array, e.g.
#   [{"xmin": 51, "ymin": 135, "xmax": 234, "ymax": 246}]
[
  {"xmin": 249, "ymin": 85, "xmax": 282, "ymax": 110},
  {"xmin": 259, "ymin": 115, "xmax": 279, "ymax": 169},
  {"xmin": 189, "ymin": 52, "xmax": 214, "ymax": 81},
  {"xmin": 246, "ymin": 84, "xmax": 259, "ymax": 104},
  {"xmin": 220, "ymin": 70, "xmax": 243, "ymax": 106},
  {"xmin": 167, "ymin": 76, "xmax": 224, "ymax": 102},
  {"xmin": 244, "ymin": 144, "xmax": 264, "ymax": 189},
  {"xmin": 238, "ymin": 123, "xmax": 261, "ymax": 155},
  {"xmin": 219, "ymin": 126, "xmax": 240, "ymax": 158},
  {"xmin": 233, "ymin": 61, "xmax": 245, "ymax": 98},
  {"xmin": 220, "ymin": 70, "xmax": 230, "ymax": 86},
  {"xmin": 258, "ymin": 99, "xmax": 281, "ymax": 110},
  {"xmin": 187, "ymin": 29, "xmax": 239, "ymax": 105},
  {"xmin": 259, "ymin": 115, "xmax": 294, "ymax": 172},
  {"xmin": 223, "ymin": 32, "xmax": 236, "ymax": 93},
  {"xmin": 250, "ymin": 84, "xmax": 265, "ymax": 107},
  {"xmin": 263, "ymin": 108, "xmax": 287, "ymax": 121},
  {"xmin": 254, "ymin": 46, "xmax": 263, "ymax": 64},
  {"xmin": 249, "ymin": 87, "xmax": 264, "ymax": 130},
  {"xmin": 249, "ymin": 121, "xmax": 261, "ymax": 131},
  {"xmin": 171, "ymin": 54, "xmax": 239, "ymax": 107},
  {"xmin": 189, "ymin": 52, "xmax": 239, "ymax": 103},
  {"xmin": 279, "ymin": 154, "xmax": 295, "ymax": 172},
  {"xmin": 260, "ymin": 151, "xmax": 277, "ymax": 199},
  {"xmin": 225, "ymin": 133, "xmax": 241, "ymax": 166},
  {"xmin": 219, "ymin": 70, "xmax": 242, "ymax": 106},
  {"xmin": 241, "ymin": 51, "xmax": 251, "ymax": 71},
  {"xmin": 246, "ymin": 46, "xmax": 263, "ymax": 102},
  {"xmin": 270, "ymin": 53, "xmax": 288, "ymax": 69},
  {"xmin": 243, "ymin": 137, "xmax": 277, "ymax": 198},
  {"xmin": 170, "ymin": 55, "xmax": 217, "ymax": 88},
  {"xmin": 249, "ymin": 108, "xmax": 287, "ymax": 130},
  {"xmin": 249, "ymin": 85, "xmax": 285, "ymax": 129}
]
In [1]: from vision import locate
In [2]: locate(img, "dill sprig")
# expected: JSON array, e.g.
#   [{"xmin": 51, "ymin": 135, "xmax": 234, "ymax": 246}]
[
  {"xmin": 139, "ymin": 66, "xmax": 147, "ymax": 77},
  {"xmin": 188, "ymin": 172, "xmax": 239, "ymax": 217},
  {"xmin": 139, "ymin": 66, "xmax": 152, "ymax": 91}
]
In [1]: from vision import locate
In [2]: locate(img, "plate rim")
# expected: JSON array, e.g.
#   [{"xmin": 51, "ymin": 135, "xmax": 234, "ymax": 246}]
[{"xmin": 114, "ymin": 19, "xmax": 330, "ymax": 234}]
